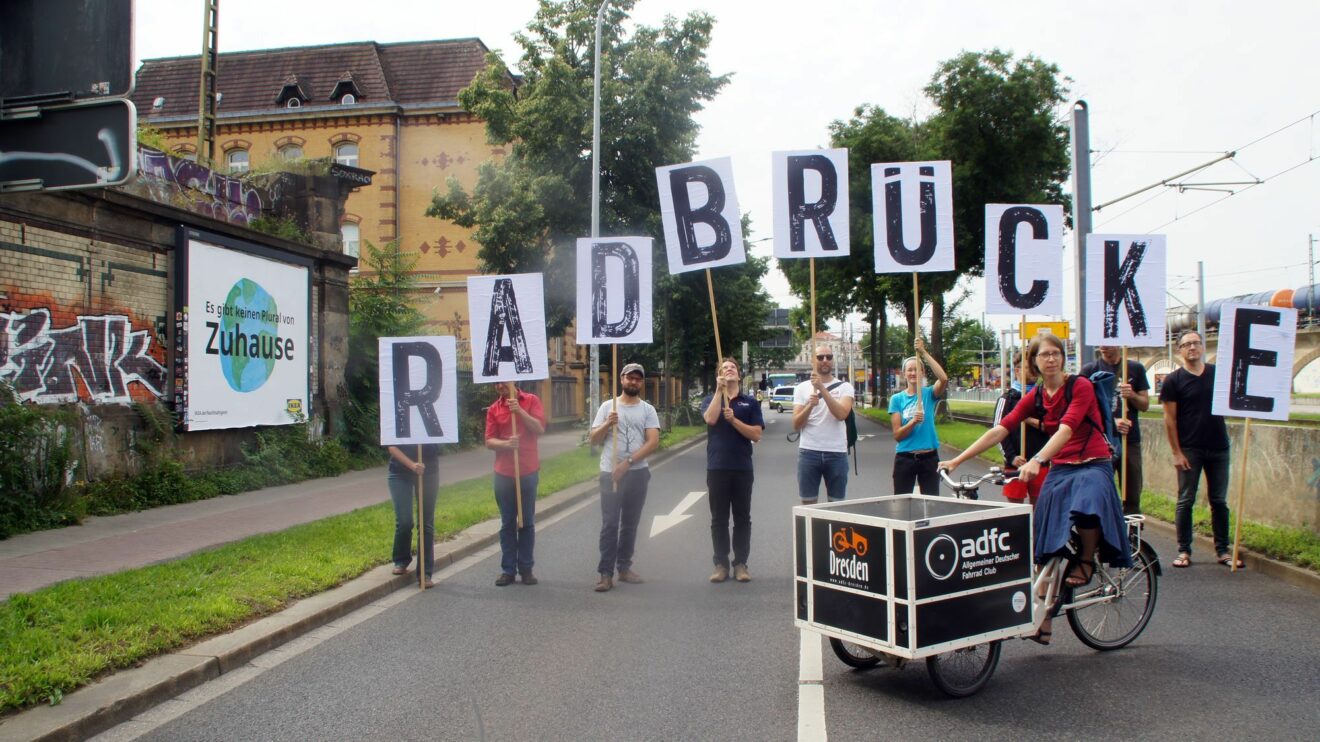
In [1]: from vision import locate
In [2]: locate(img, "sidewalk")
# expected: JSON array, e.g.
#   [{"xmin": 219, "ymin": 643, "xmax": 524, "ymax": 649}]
[{"xmin": 0, "ymin": 428, "xmax": 586, "ymax": 600}]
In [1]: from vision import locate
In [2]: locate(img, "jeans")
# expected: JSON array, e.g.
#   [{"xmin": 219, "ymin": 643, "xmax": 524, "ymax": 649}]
[
  {"xmin": 708, "ymin": 468, "xmax": 753, "ymax": 568},
  {"xmin": 1175, "ymin": 446, "xmax": 1231, "ymax": 555},
  {"xmin": 598, "ymin": 468, "xmax": 651, "ymax": 576},
  {"xmin": 893, "ymin": 451, "xmax": 939, "ymax": 495},
  {"xmin": 494, "ymin": 471, "xmax": 538, "ymax": 575},
  {"xmin": 388, "ymin": 466, "xmax": 439, "ymax": 576},
  {"xmin": 797, "ymin": 449, "xmax": 849, "ymax": 502},
  {"xmin": 1113, "ymin": 439, "xmax": 1144, "ymax": 514}
]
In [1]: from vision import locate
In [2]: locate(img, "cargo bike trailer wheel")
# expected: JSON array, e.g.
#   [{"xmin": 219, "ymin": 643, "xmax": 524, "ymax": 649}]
[
  {"xmin": 925, "ymin": 640, "xmax": 1002, "ymax": 697},
  {"xmin": 828, "ymin": 638, "xmax": 884, "ymax": 669}
]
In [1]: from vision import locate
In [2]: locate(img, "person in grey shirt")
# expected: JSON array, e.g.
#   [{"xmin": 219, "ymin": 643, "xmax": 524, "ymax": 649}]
[{"xmin": 589, "ymin": 363, "xmax": 660, "ymax": 592}]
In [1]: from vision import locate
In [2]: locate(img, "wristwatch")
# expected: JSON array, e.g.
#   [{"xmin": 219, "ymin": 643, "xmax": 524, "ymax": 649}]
[{"xmin": 1031, "ymin": 454, "xmax": 1048, "ymax": 465}]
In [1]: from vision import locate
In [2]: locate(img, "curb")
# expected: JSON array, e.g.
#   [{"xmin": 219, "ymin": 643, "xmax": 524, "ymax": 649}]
[{"xmin": 2, "ymin": 434, "xmax": 708, "ymax": 742}]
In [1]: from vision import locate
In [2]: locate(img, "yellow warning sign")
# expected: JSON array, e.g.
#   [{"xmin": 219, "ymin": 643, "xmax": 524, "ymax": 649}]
[{"xmin": 1020, "ymin": 321, "xmax": 1070, "ymax": 340}]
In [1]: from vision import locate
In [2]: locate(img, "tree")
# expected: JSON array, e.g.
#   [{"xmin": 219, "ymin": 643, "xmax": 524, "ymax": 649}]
[{"xmin": 780, "ymin": 49, "xmax": 1070, "ymax": 364}]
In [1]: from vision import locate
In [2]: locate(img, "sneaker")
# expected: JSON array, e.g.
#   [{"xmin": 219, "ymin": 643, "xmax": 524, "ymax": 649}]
[
  {"xmin": 733, "ymin": 564, "xmax": 751, "ymax": 583},
  {"xmin": 709, "ymin": 565, "xmax": 729, "ymax": 583},
  {"xmin": 495, "ymin": 573, "xmax": 515, "ymax": 587},
  {"xmin": 391, "ymin": 565, "xmax": 408, "ymax": 576},
  {"xmin": 520, "ymin": 570, "xmax": 538, "ymax": 586},
  {"xmin": 617, "ymin": 569, "xmax": 644, "ymax": 584},
  {"xmin": 594, "ymin": 574, "xmax": 613, "ymax": 592}
]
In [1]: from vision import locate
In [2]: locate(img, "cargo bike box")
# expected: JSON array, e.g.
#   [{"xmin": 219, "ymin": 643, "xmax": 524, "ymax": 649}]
[{"xmin": 793, "ymin": 494, "xmax": 1034, "ymax": 659}]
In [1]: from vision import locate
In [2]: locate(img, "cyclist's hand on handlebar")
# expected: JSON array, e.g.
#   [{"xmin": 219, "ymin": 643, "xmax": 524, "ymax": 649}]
[{"xmin": 937, "ymin": 459, "xmax": 958, "ymax": 474}]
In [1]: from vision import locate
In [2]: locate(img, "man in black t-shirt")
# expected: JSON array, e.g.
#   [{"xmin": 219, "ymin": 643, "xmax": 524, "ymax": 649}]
[
  {"xmin": 1159, "ymin": 332, "xmax": 1236, "ymax": 568},
  {"xmin": 1082, "ymin": 346, "xmax": 1150, "ymax": 514}
]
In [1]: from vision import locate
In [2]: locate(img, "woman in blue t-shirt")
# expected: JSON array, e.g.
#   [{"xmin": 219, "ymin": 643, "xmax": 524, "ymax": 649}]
[{"xmin": 888, "ymin": 337, "xmax": 948, "ymax": 495}]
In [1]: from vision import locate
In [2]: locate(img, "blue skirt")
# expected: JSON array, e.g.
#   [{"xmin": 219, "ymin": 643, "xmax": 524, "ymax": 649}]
[{"xmin": 1033, "ymin": 460, "xmax": 1133, "ymax": 567}]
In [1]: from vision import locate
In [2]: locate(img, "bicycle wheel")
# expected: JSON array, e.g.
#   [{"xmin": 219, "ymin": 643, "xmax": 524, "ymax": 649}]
[
  {"xmin": 829, "ymin": 638, "xmax": 883, "ymax": 669},
  {"xmin": 1066, "ymin": 546, "xmax": 1158, "ymax": 650},
  {"xmin": 925, "ymin": 641, "xmax": 1001, "ymax": 697}
]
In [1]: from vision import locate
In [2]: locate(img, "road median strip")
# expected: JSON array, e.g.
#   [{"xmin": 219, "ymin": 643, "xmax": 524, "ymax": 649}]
[{"xmin": 0, "ymin": 429, "xmax": 706, "ymax": 740}]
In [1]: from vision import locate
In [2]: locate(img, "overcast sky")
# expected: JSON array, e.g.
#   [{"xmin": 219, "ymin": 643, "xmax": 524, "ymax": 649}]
[{"xmin": 137, "ymin": 0, "xmax": 1320, "ymax": 338}]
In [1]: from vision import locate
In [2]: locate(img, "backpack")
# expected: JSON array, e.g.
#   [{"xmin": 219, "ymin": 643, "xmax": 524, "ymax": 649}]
[
  {"xmin": 1033, "ymin": 371, "xmax": 1118, "ymax": 456},
  {"xmin": 827, "ymin": 381, "xmax": 860, "ymax": 474}
]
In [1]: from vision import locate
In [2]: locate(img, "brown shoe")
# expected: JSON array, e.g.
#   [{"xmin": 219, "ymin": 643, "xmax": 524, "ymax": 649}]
[
  {"xmin": 709, "ymin": 565, "xmax": 729, "ymax": 583},
  {"xmin": 594, "ymin": 574, "xmax": 613, "ymax": 592},
  {"xmin": 423, "ymin": 578, "xmax": 435, "ymax": 589},
  {"xmin": 617, "ymin": 569, "xmax": 644, "ymax": 584},
  {"xmin": 519, "ymin": 570, "xmax": 538, "ymax": 586},
  {"xmin": 733, "ymin": 564, "xmax": 751, "ymax": 583}
]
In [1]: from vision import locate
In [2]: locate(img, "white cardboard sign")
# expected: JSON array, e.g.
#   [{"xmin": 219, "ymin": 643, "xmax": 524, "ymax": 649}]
[
  {"xmin": 378, "ymin": 336, "xmax": 458, "ymax": 445},
  {"xmin": 772, "ymin": 148, "xmax": 850, "ymax": 258},
  {"xmin": 870, "ymin": 160, "xmax": 955, "ymax": 274},
  {"xmin": 1212, "ymin": 304, "xmax": 1297, "ymax": 421},
  {"xmin": 983, "ymin": 204, "xmax": 1064, "ymax": 316},
  {"xmin": 1083, "ymin": 234, "xmax": 1167, "ymax": 347},
  {"xmin": 466, "ymin": 273, "xmax": 549, "ymax": 383},
  {"xmin": 656, "ymin": 156, "xmax": 746, "ymax": 274},
  {"xmin": 575, "ymin": 237, "xmax": 653, "ymax": 344}
]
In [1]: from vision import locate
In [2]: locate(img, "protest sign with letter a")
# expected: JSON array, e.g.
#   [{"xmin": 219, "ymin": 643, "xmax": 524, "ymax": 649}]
[
  {"xmin": 1083, "ymin": 234, "xmax": 1167, "ymax": 347},
  {"xmin": 575, "ymin": 237, "xmax": 653, "ymax": 344},
  {"xmin": 983, "ymin": 204, "xmax": 1064, "ymax": 316},
  {"xmin": 772, "ymin": 148, "xmax": 850, "ymax": 259},
  {"xmin": 1212, "ymin": 304, "xmax": 1297, "ymax": 421},
  {"xmin": 467, "ymin": 273, "xmax": 550, "ymax": 384},
  {"xmin": 656, "ymin": 156, "xmax": 746, "ymax": 275},
  {"xmin": 378, "ymin": 336, "xmax": 458, "ymax": 445},
  {"xmin": 870, "ymin": 160, "xmax": 954, "ymax": 274}
]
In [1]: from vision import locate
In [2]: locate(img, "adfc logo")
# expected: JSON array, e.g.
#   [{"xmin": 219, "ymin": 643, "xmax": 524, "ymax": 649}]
[{"xmin": 214, "ymin": 279, "xmax": 280, "ymax": 392}]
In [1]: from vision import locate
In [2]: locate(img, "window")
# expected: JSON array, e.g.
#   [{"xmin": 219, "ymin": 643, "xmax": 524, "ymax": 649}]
[
  {"xmin": 334, "ymin": 142, "xmax": 359, "ymax": 167},
  {"xmin": 279, "ymin": 144, "xmax": 303, "ymax": 161},
  {"xmin": 340, "ymin": 93, "xmax": 356, "ymax": 105},
  {"xmin": 226, "ymin": 149, "xmax": 249, "ymax": 174},
  {"xmin": 341, "ymin": 223, "xmax": 360, "ymax": 259},
  {"xmin": 286, "ymin": 98, "xmax": 301, "ymax": 109}
]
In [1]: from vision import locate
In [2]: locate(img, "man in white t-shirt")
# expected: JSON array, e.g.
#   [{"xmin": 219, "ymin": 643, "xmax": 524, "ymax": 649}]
[{"xmin": 792, "ymin": 344, "xmax": 854, "ymax": 504}]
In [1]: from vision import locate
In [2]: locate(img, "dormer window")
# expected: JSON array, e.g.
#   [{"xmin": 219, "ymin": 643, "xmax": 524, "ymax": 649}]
[
  {"xmin": 340, "ymin": 93, "xmax": 356, "ymax": 105},
  {"xmin": 329, "ymin": 73, "xmax": 363, "ymax": 106},
  {"xmin": 275, "ymin": 75, "xmax": 309, "ymax": 107},
  {"xmin": 287, "ymin": 98, "xmax": 301, "ymax": 109}
]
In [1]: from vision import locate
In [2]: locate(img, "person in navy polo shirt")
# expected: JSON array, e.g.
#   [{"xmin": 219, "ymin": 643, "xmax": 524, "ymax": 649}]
[
  {"xmin": 888, "ymin": 337, "xmax": 948, "ymax": 495},
  {"xmin": 701, "ymin": 358, "xmax": 765, "ymax": 583}
]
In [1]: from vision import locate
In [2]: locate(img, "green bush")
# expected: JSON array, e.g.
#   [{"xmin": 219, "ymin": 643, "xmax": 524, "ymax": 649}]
[{"xmin": 0, "ymin": 384, "xmax": 81, "ymax": 537}]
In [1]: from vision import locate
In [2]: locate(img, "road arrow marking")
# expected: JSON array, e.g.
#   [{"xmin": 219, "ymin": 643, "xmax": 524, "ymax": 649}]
[{"xmin": 649, "ymin": 490, "xmax": 706, "ymax": 537}]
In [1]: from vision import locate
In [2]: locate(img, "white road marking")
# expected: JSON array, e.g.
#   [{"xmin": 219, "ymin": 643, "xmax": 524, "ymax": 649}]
[
  {"xmin": 648, "ymin": 490, "xmax": 706, "ymax": 537},
  {"xmin": 797, "ymin": 630, "xmax": 828, "ymax": 741}
]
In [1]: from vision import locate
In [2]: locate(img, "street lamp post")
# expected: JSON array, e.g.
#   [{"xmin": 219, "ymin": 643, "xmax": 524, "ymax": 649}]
[{"xmin": 588, "ymin": 0, "xmax": 611, "ymax": 417}]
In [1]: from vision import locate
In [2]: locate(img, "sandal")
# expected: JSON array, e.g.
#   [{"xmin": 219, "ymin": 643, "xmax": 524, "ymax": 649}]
[
  {"xmin": 1064, "ymin": 560, "xmax": 1095, "ymax": 587},
  {"xmin": 1217, "ymin": 554, "xmax": 1245, "ymax": 568},
  {"xmin": 391, "ymin": 565, "xmax": 408, "ymax": 575},
  {"xmin": 1172, "ymin": 553, "xmax": 1191, "ymax": 568},
  {"xmin": 1026, "ymin": 630, "xmax": 1052, "ymax": 646}
]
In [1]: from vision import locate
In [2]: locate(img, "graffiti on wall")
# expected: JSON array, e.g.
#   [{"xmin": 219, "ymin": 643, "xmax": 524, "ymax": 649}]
[
  {"xmin": 133, "ymin": 148, "xmax": 264, "ymax": 226},
  {"xmin": 0, "ymin": 308, "xmax": 167, "ymax": 403}
]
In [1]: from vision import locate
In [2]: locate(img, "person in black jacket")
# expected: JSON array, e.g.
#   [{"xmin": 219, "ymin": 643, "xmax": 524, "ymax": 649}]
[{"xmin": 993, "ymin": 352, "xmax": 1048, "ymax": 505}]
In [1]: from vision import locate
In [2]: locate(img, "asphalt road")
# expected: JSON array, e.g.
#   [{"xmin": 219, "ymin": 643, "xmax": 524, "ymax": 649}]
[{"xmin": 97, "ymin": 409, "xmax": 1320, "ymax": 741}]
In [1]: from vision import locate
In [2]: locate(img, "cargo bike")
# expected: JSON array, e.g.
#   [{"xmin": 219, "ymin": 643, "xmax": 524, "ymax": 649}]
[{"xmin": 792, "ymin": 468, "xmax": 1160, "ymax": 697}]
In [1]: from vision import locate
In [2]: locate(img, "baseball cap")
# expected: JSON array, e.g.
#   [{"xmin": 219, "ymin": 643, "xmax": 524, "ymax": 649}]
[{"xmin": 621, "ymin": 363, "xmax": 645, "ymax": 377}]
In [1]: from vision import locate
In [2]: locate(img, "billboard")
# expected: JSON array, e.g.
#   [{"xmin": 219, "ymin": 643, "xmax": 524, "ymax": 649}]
[{"xmin": 176, "ymin": 231, "xmax": 311, "ymax": 431}]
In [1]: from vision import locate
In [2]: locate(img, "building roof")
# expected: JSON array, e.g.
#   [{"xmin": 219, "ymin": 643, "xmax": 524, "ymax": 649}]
[{"xmin": 132, "ymin": 38, "xmax": 496, "ymax": 121}]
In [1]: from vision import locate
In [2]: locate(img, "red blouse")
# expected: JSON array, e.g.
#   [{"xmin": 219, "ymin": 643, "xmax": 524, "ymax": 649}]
[
  {"xmin": 484, "ymin": 390, "xmax": 546, "ymax": 476},
  {"xmin": 998, "ymin": 376, "xmax": 1111, "ymax": 464}
]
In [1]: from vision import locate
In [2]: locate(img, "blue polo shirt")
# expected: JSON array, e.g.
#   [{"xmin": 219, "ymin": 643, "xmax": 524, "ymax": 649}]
[{"xmin": 702, "ymin": 392, "xmax": 765, "ymax": 471}]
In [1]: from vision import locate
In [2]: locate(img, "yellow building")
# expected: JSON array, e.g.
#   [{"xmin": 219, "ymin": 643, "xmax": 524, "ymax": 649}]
[{"xmin": 134, "ymin": 39, "xmax": 593, "ymax": 421}]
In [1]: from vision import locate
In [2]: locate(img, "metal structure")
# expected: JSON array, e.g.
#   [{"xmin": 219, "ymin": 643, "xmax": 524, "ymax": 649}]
[
  {"xmin": 1070, "ymin": 101, "xmax": 1094, "ymax": 371},
  {"xmin": 588, "ymin": 0, "xmax": 611, "ymax": 416},
  {"xmin": 195, "ymin": 0, "xmax": 219, "ymax": 166}
]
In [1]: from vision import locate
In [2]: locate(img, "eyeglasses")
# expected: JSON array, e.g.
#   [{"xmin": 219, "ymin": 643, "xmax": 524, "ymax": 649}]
[
  {"xmin": 1036, "ymin": 351, "xmax": 1063, "ymax": 359},
  {"xmin": 1178, "ymin": 340, "xmax": 1203, "ymax": 349},
  {"xmin": 815, "ymin": 354, "xmax": 834, "ymax": 361}
]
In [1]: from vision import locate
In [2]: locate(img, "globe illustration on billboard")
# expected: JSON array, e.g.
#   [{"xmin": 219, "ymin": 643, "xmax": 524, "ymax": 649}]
[{"xmin": 220, "ymin": 279, "xmax": 280, "ymax": 392}]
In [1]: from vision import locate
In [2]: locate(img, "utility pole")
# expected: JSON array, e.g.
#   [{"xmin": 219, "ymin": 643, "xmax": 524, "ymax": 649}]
[
  {"xmin": 195, "ymin": 0, "xmax": 219, "ymax": 167},
  {"xmin": 1197, "ymin": 260, "xmax": 1206, "ymax": 341},
  {"xmin": 1309, "ymin": 234, "xmax": 1317, "ymax": 322},
  {"xmin": 1071, "ymin": 101, "xmax": 1095, "ymax": 367}
]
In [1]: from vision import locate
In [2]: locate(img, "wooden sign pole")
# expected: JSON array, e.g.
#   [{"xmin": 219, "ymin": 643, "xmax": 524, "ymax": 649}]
[
  {"xmin": 1019, "ymin": 315, "xmax": 1027, "ymax": 458},
  {"xmin": 1120, "ymin": 347, "xmax": 1129, "ymax": 507},
  {"xmin": 611, "ymin": 344, "xmax": 619, "ymax": 493},
  {"xmin": 706, "ymin": 268, "xmax": 726, "ymax": 408},
  {"xmin": 509, "ymin": 386, "xmax": 523, "ymax": 529},
  {"xmin": 415, "ymin": 444, "xmax": 425, "ymax": 590},
  {"xmin": 1231, "ymin": 417, "xmax": 1252, "ymax": 572},
  {"xmin": 913, "ymin": 272, "xmax": 924, "ymax": 411}
]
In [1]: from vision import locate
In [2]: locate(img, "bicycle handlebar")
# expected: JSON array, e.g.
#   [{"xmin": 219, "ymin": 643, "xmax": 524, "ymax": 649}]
[{"xmin": 938, "ymin": 467, "xmax": 1016, "ymax": 494}]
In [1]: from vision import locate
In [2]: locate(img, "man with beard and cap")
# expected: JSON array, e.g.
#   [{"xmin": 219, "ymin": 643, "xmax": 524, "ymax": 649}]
[
  {"xmin": 589, "ymin": 363, "xmax": 661, "ymax": 592},
  {"xmin": 792, "ymin": 343, "xmax": 854, "ymax": 503}
]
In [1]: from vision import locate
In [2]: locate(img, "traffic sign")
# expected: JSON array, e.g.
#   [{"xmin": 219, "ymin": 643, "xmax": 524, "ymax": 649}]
[
  {"xmin": 0, "ymin": 99, "xmax": 137, "ymax": 192},
  {"xmin": 1020, "ymin": 321, "xmax": 1070, "ymax": 340},
  {"xmin": 0, "ymin": 0, "xmax": 134, "ymax": 103}
]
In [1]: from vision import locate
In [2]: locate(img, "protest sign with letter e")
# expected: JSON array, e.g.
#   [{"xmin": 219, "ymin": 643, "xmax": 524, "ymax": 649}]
[
  {"xmin": 772, "ymin": 148, "xmax": 850, "ymax": 342},
  {"xmin": 1212, "ymin": 304, "xmax": 1299, "ymax": 570},
  {"xmin": 576, "ymin": 237, "xmax": 654, "ymax": 489},
  {"xmin": 469, "ymin": 273, "xmax": 551, "ymax": 526},
  {"xmin": 872, "ymin": 160, "xmax": 955, "ymax": 407},
  {"xmin": 379, "ymin": 336, "xmax": 458, "ymax": 588}
]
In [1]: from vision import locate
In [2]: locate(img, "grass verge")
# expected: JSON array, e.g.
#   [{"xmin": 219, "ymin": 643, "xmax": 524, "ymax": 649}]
[
  {"xmin": 858, "ymin": 408, "xmax": 1003, "ymax": 465},
  {"xmin": 0, "ymin": 426, "xmax": 703, "ymax": 715},
  {"xmin": 1138, "ymin": 490, "xmax": 1320, "ymax": 571}
]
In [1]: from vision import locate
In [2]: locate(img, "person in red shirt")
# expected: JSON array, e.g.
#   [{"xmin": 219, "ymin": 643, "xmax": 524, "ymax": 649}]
[
  {"xmin": 940, "ymin": 333, "xmax": 1130, "ymax": 645},
  {"xmin": 484, "ymin": 381, "xmax": 547, "ymax": 587}
]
